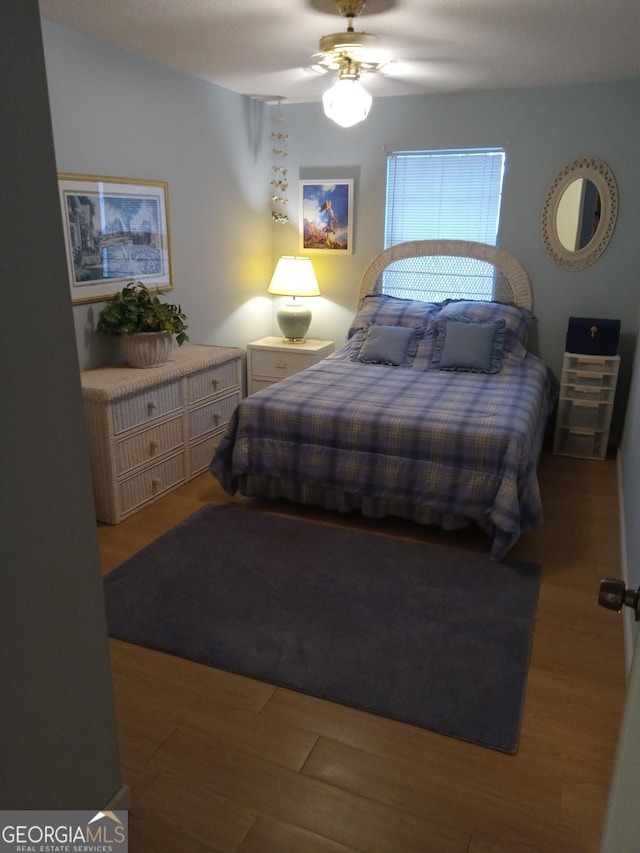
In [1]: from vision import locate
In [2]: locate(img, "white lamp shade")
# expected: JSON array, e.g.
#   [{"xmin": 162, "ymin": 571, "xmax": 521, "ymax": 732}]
[
  {"xmin": 323, "ymin": 78, "xmax": 372, "ymax": 128},
  {"xmin": 267, "ymin": 256, "xmax": 320, "ymax": 343},
  {"xmin": 267, "ymin": 256, "xmax": 320, "ymax": 297}
]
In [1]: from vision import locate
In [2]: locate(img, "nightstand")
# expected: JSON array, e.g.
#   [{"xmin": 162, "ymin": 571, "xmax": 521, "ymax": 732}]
[
  {"xmin": 552, "ymin": 351, "xmax": 620, "ymax": 460},
  {"xmin": 247, "ymin": 336, "xmax": 335, "ymax": 394}
]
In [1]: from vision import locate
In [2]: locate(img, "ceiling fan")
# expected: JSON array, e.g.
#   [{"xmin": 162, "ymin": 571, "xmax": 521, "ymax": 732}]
[{"xmin": 312, "ymin": 1, "xmax": 390, "ymax": 127}]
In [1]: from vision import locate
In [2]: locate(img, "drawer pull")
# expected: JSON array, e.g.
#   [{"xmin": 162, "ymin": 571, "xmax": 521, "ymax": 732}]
[
  {"xmin": 275, "ymin": 361, "xmax": 288, "ymax": 369},
  {"xmin": 151, "ymin": 477, "xmax": 162, "ymax": 491},
  {"xmin": 147, "ymin": 400, "xmax": 157, "ymax": 411},
  {"xmin": 211, "ymin": 411, "xmax": 221, "ymax": 424},
  {"xmin": 211, "ymin": 378, "xmax": 220, "ymax": 388},
  {"xmin": 149, "ymin": 440, "xmax": 159, "ymax": 454}
]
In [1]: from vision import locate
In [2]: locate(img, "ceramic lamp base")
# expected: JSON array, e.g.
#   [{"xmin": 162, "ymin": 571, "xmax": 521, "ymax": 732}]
[{"xmin": 277, "ymin": 302, "xmax": 312, "ymax": 343}]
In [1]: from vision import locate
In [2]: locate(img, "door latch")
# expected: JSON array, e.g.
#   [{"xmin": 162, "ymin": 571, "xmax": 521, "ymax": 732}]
[{"xmin": 599, "ymin": 578, "xmax": 640, "ymax": 621}]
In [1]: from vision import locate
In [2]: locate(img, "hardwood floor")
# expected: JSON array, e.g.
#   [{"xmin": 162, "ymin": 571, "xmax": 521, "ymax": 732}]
[{"xmin": 98, "ymin": 450, "xmax": 627, "ymax": 852}]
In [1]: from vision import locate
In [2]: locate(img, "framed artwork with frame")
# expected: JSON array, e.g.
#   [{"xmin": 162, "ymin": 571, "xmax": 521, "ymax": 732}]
[
  {"xmin": 58, "ymin": 173, "xmax": 173, "ymax": 304},
  {"xmin": 299, "ymin": 179, "xmax": 353, "ymax": 254}
]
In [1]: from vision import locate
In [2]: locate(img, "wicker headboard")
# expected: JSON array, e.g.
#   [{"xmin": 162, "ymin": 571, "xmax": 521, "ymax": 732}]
[{"xmin": 357, "ymin": 240, "xmax": 533, "ymax": 311}]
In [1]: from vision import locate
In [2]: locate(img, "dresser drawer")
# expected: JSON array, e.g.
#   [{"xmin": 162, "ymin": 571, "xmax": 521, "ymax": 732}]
[
  {"xmin": 251, "ymin": 349, "xmax": 316, "ymax": 380},
  {"xmin": 81, "ymin": 344, "xmax": 243, "ymax": 522},
  {"xmin": 555, "ymin": 428, "xmax": 608, "ymax": 460},
  {"xmin": 560, "ymin": 383, "xmax": 615, "ymax": 403},
  {"xmin": 187, "ymin": 359, "xmax": 240, "ymax": 404},
  {"xmin": 557, "ymin": 398, "xmax": 610, "ymax": 432},
  {"xmin": 564, "ymin": 353, "xmax": 619, "ymax": 372},
  {"xmin": 562, "ymin": 369, "xmax": 617, "ymax": 390},
  {"xmin": 112, "ymin": 379, "xmax": 182, "ymax": 434},
  {"xmin": 189, "ymin": 432, "xmax": 225, "ymax": 476},
  {"xmin": 250, "ymin": 378, "xmax": 278, "ymax": 393},
  {"xmin": 118, "ymin": 452, "xmax": 186, "ymax": 517},
  {"xmin": 188, "ymin": 391, "xmax": 240, "ymax": 441},
  {"xmin": 115, "ymin": 415, "xmax": 183, "ymax": 476}
]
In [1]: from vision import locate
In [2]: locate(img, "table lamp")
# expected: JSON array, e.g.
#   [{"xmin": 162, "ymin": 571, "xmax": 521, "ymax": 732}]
[{"xmin": 267, "ymin": 256, "xmax": 320, "ymax": 343}]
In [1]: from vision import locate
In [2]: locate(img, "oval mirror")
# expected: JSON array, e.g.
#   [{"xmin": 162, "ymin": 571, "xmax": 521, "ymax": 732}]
[{"xmin": 541, "ymin": 157, "xmax": 618, "ymax": 271}]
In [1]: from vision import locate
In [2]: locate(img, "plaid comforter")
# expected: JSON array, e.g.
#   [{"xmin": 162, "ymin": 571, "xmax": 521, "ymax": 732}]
[{"xmin": 211, "ymin": 347, "xmax": 551, "ymax": 559}]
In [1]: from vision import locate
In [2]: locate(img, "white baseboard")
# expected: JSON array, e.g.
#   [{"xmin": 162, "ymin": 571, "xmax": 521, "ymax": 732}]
[
  {"xmin": 105, "ymin": 783, "xmax": 132, "ymax": 811},
  {"xmin": 616, "ymin": 453, "xmax": 635, "ymax": 679}
]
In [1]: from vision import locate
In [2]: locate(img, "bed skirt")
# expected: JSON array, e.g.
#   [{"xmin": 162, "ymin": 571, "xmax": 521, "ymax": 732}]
[{"xmin": 235, "ymin": 474, "xmax": 485, "ymax": 535}]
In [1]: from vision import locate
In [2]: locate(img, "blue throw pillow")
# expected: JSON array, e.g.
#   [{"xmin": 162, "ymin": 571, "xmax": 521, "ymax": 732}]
[
  {"xmin": 438, "ymin": 299, "xmax": 532, "ymax": 357},
  {"xmin": 432, "ymin": 317, "xmax": 505, "ymax": 373},
  {"xmin": 357, "ymin": 323, "xmax": 421, "ymax": 366},
  {"xmin": 348, "ymin": 294, "xmax": 439, "ymax": 338}
]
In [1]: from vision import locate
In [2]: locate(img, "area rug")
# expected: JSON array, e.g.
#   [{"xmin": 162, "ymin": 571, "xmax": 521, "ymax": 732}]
[{"xmin": 103, "ymin": 504, "xmax": 541, "ymax": 753}]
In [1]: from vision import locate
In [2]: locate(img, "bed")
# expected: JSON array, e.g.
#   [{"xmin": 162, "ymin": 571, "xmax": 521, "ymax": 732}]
[{"xmin": 211, "ymin": 239, "xmax": 552, "ymax": 560}]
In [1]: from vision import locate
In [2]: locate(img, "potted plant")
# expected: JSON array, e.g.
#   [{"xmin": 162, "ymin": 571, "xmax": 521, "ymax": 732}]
[{"xmin": 97, "ymin": 281, "xmax": 189, "ymax": 368}]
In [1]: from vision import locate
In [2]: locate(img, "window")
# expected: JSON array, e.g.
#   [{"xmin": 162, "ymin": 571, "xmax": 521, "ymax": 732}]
[{"xmin": 383, "ymin": 149, "xmax": 506, "ymax": 301}]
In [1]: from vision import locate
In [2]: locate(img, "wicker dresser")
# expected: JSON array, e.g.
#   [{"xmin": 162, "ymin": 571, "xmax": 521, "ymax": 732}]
[{"xmin": 80, "ymin": 344, "xmax": 242, "ymax": 523}]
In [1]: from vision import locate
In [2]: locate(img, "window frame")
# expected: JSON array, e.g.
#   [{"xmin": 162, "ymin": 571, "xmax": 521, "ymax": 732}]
[{"xmin": 383, "ymin": 148, "xmax": 507, "ymax": 301}]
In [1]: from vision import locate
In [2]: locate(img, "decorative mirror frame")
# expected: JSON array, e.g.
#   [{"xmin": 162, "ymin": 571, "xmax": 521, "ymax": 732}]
[{"xmin": 541, "ymin": 157, "xmax": 618, "ymax": 271}]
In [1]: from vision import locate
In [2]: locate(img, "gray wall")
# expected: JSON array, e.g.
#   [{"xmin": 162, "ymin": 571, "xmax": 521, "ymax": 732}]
[
  {"xmin": 1, "ymin": 2, "xmax": 121, "ymax": 808},
  {"xmin": 41, "ymin": 19, "xmax": 273, "ymax": 372}
]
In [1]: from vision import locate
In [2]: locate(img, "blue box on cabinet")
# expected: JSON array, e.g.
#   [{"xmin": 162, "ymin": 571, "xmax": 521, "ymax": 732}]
[{"xmin": 566, "ymin": 317, "xmax": 620, "ymax": 356}]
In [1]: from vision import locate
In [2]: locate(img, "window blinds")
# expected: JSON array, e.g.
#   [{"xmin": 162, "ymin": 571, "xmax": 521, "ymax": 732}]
[{"xmin": 384, "ymin": 149, "xmax": 506, "ymax": 247}]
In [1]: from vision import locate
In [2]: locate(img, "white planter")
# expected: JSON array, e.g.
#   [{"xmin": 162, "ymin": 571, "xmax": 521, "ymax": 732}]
[{"xmin": 120, "ymin": 331, "xmax": 173, "ymax": 368}]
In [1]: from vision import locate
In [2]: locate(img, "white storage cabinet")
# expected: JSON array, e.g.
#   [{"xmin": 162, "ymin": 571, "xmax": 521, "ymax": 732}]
[{"xmin": 553, "ymin": 352, "xmax": 620, "ymax": 460}]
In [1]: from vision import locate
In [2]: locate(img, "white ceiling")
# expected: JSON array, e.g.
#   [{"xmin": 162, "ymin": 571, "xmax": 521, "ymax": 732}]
[{"xmin": 39, "ymin": 0, "xmax": 640, "ymax": 104}]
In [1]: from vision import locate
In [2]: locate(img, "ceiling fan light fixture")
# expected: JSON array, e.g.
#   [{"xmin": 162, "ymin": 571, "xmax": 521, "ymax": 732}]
[
  {"xmin": 316, "ymin": 30, "xmax": 380, "ymax": 67},
  {"xmin": 323, "ymin": 75, "xmax": 372, "ymax": 127},
  {"xmin": 316, "ymin": 0, "xmax": 380, "ymax": 127}
]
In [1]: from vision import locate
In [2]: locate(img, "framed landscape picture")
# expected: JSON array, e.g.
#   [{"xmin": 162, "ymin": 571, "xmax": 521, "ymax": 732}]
[
  {"xmin": 58, "ymin": 173, "xmax": 173, "ymax": 304},
  {"xmin": 299, "ymin": 179, "xmax": 353, "ymax": 254}
]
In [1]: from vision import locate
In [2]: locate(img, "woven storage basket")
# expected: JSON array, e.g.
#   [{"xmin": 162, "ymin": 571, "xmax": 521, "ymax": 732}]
[{"xmin": 120, "ymin": 331, "xmax": 172, "ymax": 368}]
